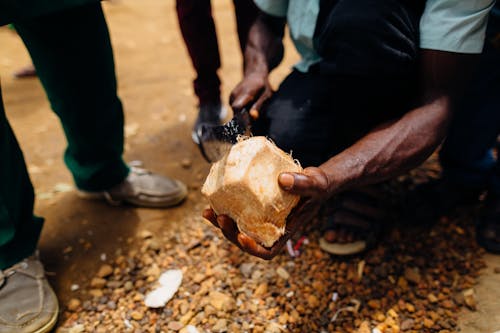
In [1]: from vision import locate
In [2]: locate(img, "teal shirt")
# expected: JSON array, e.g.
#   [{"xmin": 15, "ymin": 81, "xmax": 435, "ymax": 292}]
[
  {"xmin": 254, "ymin": 0, "xmax": 495, "ymax": 72},
  {"xmin": 254, "ymin": 0, "xmax": 322, "ymax": 72}
]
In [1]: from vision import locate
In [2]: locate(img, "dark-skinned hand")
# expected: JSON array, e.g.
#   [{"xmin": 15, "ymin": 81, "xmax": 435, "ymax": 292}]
[
  {"xmin": 202, "ymin": 167, "xmax": 331, "ymax": 259},
  {"xmin": 229, "ymin": 72, "xmax": 273, "ymax": 119}
]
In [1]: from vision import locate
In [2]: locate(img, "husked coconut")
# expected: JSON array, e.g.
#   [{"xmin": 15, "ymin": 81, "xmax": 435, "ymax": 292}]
[{"xmin": 202, "ymin": 136, "xmax": 302, "ymax": 247}]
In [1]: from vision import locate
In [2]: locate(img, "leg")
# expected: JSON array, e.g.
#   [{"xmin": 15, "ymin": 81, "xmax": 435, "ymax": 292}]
[
  {"xmin": 0, "ymin": 84, "xmax": 58, "ymax": 333},
  {"xmin": 14, "ymin": 3, "xmax": 129, "ymax": 192},
  {"xmin": 14, "ymin": 3, "xmax": 187, "ymax": 207},
  {"xmin": 0, "ymin": 86, "xmax": 42, "ymax": 270},
  {"xmin": 176, "ymin": 0, "xmax": 221, "ymax": 105}
]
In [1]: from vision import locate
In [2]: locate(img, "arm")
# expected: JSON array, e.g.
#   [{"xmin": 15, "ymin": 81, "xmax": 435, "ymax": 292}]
[
  {"xmin": 230, "ymin": 12, "xmax": 286, "ymax": 116},
  {"xmin": 281, "ymin": 50, "xmax": 478, "ymax": 198}
]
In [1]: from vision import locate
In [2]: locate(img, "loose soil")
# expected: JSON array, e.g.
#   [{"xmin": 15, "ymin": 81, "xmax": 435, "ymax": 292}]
[{"xmin": 0, "ymin": 1, "xmax": 499, "ymax": 332}]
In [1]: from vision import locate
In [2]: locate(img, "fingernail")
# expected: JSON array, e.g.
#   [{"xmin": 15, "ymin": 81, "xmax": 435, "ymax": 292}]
[{"xmin": 279, "ymin": 173, "xmax": 294, "ymax": 190}]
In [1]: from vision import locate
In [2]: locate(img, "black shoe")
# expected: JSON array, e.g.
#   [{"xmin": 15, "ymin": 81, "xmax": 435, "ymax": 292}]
[{"xmin": 192, "ymin": 103, "xmax": 227, "ymax": 144}]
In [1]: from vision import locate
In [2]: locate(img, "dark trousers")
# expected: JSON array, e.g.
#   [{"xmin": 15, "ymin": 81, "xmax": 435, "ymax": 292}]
[
  {"xmin": 176, "ymin": 0, "xmax": 258, "ymax": 105},
  {"xmin": 439, "ymin": 11, "xmax": 500, "ymax": 194},
  {"xmin": 0, "ymin": 3, "xmax": 128, "ymax": 269},
  {"xmin": 254, "ymin": 0, "xmax": 422, "ymax": 167}
]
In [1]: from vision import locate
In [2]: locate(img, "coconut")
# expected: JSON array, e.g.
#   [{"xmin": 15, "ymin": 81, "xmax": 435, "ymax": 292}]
[{"xmin": 202, "ymin": 136, "xmax": 302, "ymax": 247}]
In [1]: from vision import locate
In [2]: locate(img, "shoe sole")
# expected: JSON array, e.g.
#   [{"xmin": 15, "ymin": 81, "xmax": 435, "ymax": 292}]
[
  {"xmin": 32, "ymin": 304, "xmax": 58, "ymax": 333},
  {"xmin": 319, "ymin": 237, "xmax": 367, "ymax": 256},
  {"xmin": 77, "ymin": 182, "xmax": 188, "ymax": 209}
]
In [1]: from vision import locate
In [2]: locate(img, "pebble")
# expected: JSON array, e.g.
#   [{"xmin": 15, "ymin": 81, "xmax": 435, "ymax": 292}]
[
  {"xmin": 180, "ymin": 158, "xmax": 192, "ymax": 169},
  {"xmin": 254, "ymin": 282, "xmax": 268, "ymax": 296},
  {"xmin": 212, "ymin": 318, "xmax": 228, "ymax": 332},
  {"xmin": 276, "ymin": 267, "xmax": 290, "ymax": 280},
  {"xmin": 96, "ymin": 264, "xmax": 113, "ymax": 278},
  {"xmin": 240, "ymin": 263, "xmax": 254, "ymax": 278},
  {"xmin": 130, "ymin": 311, "xmax": 144, "ymax": 321},
  {"xmin": 56, "ymin": 162, "xmax": 490, "ymax": 333},
  {"xmin": 67, "ymin": 298, "xmax": 81, "ymax": 312},
  {"xmin": 90, "ymin": 277, "xmax": 107, "ymax": 289},
  {"xmin": 168, "ymin": 321, "xmax": 184, "ymax": 331},
  {"xmin": 208, "ymin": 291, "xmax": 235, "ymax": 311},
  {"xmin": 404, "ymin": 267, "xmax": 421, "ymax": 284}
]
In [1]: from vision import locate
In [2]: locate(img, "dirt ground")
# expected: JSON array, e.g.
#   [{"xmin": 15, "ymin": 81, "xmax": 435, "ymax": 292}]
[{"xmin": 1, "ymin": 1, "xmax": 499, "ymax": 332}]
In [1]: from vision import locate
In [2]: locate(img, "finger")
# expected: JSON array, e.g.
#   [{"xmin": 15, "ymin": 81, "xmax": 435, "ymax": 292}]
[
  {"xmin": 237, "ymin": 233, "xmax": 275, "ymax": 260},
  {"xmin": 202, "ymin": 208, "xmax": 219, "ymax": 228},
  {"xmin": 217, "ymin": 215, "xmax": 241, "ymax": 244},
  {"xmin": 279, "ymin": 169, "xmax": 329, "ymax": 197},
  {"xmin": 231, "ymin": 91, "xmax": 256, "ymax": 110},
  {"xmin": 251, "ymin": 88, "xmax": 273, "ymax": 113},
  {"xmin": 278, "ymin": 172, "xmax": 320, "ymax": 197}
]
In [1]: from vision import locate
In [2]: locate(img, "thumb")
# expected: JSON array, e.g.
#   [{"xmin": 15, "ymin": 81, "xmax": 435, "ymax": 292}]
[{"xmin": 278, "ymin": 168, "xmax": 330, "ymax": 197}]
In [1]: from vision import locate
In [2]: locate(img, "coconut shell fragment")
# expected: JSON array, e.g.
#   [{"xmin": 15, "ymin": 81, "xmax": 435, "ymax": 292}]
[{"xmin": 202, "ymin": 136, "xmax": 302, "ymax": 247}]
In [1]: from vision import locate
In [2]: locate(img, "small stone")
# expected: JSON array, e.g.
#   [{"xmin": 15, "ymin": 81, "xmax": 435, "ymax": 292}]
[
  {"xmin": 168, "ymin": 321, "xmax": 184, "ymax": 331},
  {"xmin": 423, "ymin": 318, "xmax": 434, "ymax": 328},
  {"xmin": 208, "ymin": 291, "xmax": 235, "ymax": 311},
  {"xmin": 65, "ymin": 324, "xmax": 85, "ymax": 333},
  {"xmin": 90, "ymin": 277, "xmax": 107, "ymax": 289},
  {"xmin": 131, "ymin": 311, "xmax": 144, "ymax": 321},
  {"xmin": 367, "ymin": 299, "xmax": 381, "ymax": 310},
  {"xmin": 405, "ymin": 303, "xmax": 415, "ymax": 313},
  {"xmin": 96, "ymin": 264, "xmax": 113, "ymax": 278},
  {"xmin": 124, "ymin": 281, "xmax": 133, "ymax": 291},
  {"xmin": 463, "ymin": 288, "xmax": 477, "ymax": 310},
  {"xmin": 276, "ymin": 267, "xmax": 290, "ymax": 280},
  {"xmin": 212, "ymin": 319, "xmax": 228, "ymax": 332},
  {"xmin": 181, "ymin": 158, "xmax": 192, "ymax": 169},
  {"xmin": 89, "ymin": 289, "xmax": 104, "ymax": 298},
  {"xmin": 67, "ymin": 298, "xmax": 81, "ymax": 311},
  {"xmin": 139, "ymin": 230, "xmax": 153, "ymax": 239},
  {"xmin": 107, "ymin": 301, "xmax": 117, "ymax": 310},
  {"xmin": 254, "ymin": 282, "xmax": 268, "ymax": 296},
  {"xmin": 357, "ymin": 321, "xmax": 371, "ymax": 333},
  {"xmin": 264, "ymin": 322, "xmax": 282, "ymax": 333},
  {"xmin": 427, "ymin": 293, "xmax": 438, "ymax": 303},
  {"xmin": 240, "ymin": 263, "xmax": 254, "ymax": 278},
  {"xmin": 307, "ymin": 295, "xmax": 319, "ymax": 307},
  {"xmin": 404, "ymin": 267, "xmax": 421, "ymax": 284},
  {"xmin": 400, "ymin": 319, "xmax": 414, "ymax": 330}
]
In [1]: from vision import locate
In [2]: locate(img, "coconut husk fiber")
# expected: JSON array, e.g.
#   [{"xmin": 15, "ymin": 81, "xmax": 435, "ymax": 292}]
[{"xmin": 202, "ymin": 136, "xmax": 302, "ymax": 247}]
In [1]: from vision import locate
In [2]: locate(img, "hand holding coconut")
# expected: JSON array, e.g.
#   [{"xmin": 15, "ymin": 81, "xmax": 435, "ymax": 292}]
[{"xmin": 202, "ymin": 137, "xmax": 330, "ymax": 259}]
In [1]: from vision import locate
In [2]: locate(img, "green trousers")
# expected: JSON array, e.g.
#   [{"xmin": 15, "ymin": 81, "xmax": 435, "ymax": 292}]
[{"xmin": 0, "ymin": 3, "xmax": 129, "ymax": 269}]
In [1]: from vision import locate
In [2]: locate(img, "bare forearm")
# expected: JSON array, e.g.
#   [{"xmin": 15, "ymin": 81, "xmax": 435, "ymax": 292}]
[
  {"xmin": 320, "ymin": 97, "xmax": 451, "ymax": 195},
  {"xmin": 243, "ymin": 13, "xmax": 285, "ymax": 77}
]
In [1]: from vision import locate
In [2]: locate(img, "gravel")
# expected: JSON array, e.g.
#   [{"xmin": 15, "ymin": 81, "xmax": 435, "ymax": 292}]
[{"xmin": 58, "ymin": 160, "xmax": 488, "ymax": 333}]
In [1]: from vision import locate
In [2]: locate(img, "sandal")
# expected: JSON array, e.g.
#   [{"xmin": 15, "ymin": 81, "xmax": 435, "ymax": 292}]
[
  {"xmin": 319, "ymin": 185, "xmax": 387, "ymax": 256},
  {"xmin": 476, "ymin": 193, "xmax": 500, "ymax": 254}
]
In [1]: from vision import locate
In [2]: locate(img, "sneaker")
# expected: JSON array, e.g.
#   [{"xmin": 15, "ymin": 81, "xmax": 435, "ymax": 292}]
[
  {"xmin": 0, "ymin": 255, "xmax": 58, "ymax": 333},
  {"xmin": 77, "ymin": 167, "xmax": 188, "ymax": 208},
  {"xmin": 191, "ymin": 103, "xmax": 227, "ymax": 144}
]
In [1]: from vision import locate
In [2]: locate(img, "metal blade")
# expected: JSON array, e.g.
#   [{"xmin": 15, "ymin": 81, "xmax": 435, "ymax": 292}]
[{"xmin": 196, "ymin": 108, "xmax": 251, "ymax": 162}]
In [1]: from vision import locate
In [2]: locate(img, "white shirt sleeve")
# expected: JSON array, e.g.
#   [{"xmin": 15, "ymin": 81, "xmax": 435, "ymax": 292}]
[
  {"xmin": 420, "ymin": 0, "xmax": 495, "ymax": 53},
  {"xmin": 253, "ymin": 0, "xmax": 288, "ymax": 17}
]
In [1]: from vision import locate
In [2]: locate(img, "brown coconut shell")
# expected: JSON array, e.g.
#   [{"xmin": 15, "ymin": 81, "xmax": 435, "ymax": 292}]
[{"xmin": 202, "ymin": 136, "xmax": 302, "ymax": 247}]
